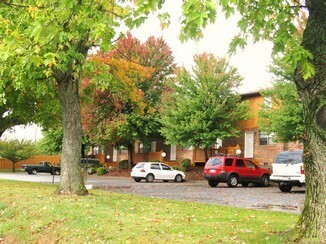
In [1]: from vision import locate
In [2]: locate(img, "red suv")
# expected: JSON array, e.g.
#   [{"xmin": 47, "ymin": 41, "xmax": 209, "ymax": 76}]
[{"xmin": 203, "ymin": 156, "xmax": 271, "ymax": 187}]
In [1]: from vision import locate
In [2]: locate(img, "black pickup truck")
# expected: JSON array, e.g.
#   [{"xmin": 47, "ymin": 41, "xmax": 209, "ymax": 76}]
[
  {"xmin": 22, "ymin": 158, "xmax": 100, "ymax": 175},
  {"xmin": 22, "ymin": 161, "xmax": 60, "ymax": 175}
]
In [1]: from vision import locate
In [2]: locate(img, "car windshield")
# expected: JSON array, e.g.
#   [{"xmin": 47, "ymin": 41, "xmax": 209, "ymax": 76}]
[
  {"xmin": 274, "ymin": 151, "xmax": 303, "ymax": 164},
  {"xmin": 206, "ymin": 157, "xmax": 222, "ymax": 166}
]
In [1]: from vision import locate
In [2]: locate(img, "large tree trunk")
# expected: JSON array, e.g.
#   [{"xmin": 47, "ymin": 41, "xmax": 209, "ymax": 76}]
[
  {"xmin": 295, "ymin": 0, "xmax": 326, "ymax": 241},
  {"xmin": 56, "ymin": 75, "xmax": 87, "ymax": 195}
]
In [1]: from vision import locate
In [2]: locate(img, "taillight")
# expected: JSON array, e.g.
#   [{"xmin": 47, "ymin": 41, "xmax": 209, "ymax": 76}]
[
  {"xmin": 140, "ymin": 169, "xmax": 146, "ymax": 173},
  {"xmin": 301, "ymin": 165, "xmax": 305, "ymax": 174}
]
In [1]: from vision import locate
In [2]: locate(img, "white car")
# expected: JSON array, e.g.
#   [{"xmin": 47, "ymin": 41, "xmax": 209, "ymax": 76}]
[
  {"xmin": 270, "ymin": 150, "xmax": 304, "ymax": 192},
  {"xmin": 131, "ymin": 162, "xmax": 185, "ymax": 183}
]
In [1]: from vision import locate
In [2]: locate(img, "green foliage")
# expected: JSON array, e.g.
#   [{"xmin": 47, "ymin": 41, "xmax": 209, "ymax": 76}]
[
  {"xmin": 36, "ymin": 127, "xmax": 63, "ymax": 155},
  {"xmin": 180, "ymin": 158, "xmax": 191, "ymax": 172},
  {"xmin": 0, "ymin": 139, "xmax": 37, "ymax": 171},
  {"xmin": 160, "ymin": 53, "xmax": 249, "ymax": 150},
  {"xmin": 118, "ymin": 160, "xmax": 129, "ymax": 170},
  {"xmin": 172, "ymin": 166, "xmax": 183, "ymax": 171},
  {"xmin": 96, "ymin": 167, "xmax": 108, "ymax": 176},
  {"xmin": 0, "ymin": 0, "xmax": 159, "ymax": 194},
  {"xmin": 258, "ymin": 56, "xmax": 304, "ymax": 142}
]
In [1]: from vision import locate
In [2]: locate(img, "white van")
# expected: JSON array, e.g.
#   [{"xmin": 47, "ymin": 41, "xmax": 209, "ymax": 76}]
[{"xmin": 270, "ymin": 150, "xmax": 304, "ymax": 192}]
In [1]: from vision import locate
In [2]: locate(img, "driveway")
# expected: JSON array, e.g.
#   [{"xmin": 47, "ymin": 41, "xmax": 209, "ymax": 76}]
[{"xmin": 0, "ymin": 172, "xmax": 305, "ymax": 214}]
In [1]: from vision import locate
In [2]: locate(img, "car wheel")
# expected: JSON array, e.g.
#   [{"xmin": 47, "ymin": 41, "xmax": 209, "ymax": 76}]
[
  {"xmin": 31, "ymin": 169, "xmax": 37, "ymax": 175},
  {"xmin": 260, "ymin": 175, "xmax": 270, "ymax": 187},
  {"xmin": 174, "ymin": 174, "xmax": 183, "ymax": 183},
  {"xmin": 27, "ymin": 171, "xmax": 32, "ymax": 175},
  {"xmin": 279, "ymin": 183, "xmax": 292, "ymax": 192},
  {"xmin": 146, "ymin": 174, "xmax": 154, "ymax": 183},
  {"xmin": 227, "ymin": 175, "xmax": 238, "ymax": 187},
  {"xmin": 134, "ymin": 178, "xmax": 141, "ymax": 182},
  {"xmin": 208, "ymin": 180, "xmax": 219, "ymax": 187},
  {"xmin": 241, "ymin": 183, "xmax": 249, "ymax": 187},
  {"xmin": 54, "ymin": 170, "xmax": 60, "ymax": 175}
]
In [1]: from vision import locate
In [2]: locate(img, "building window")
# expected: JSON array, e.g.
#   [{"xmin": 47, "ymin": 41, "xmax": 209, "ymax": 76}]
[
  {"xmin": 139, "ymin": 142, "xmax": 150, "ymax": 153},
  {"xmin": 151, "ymin": 141, "xmax": 156, "ymax": 152},
  {"xmin": 259, "ymin": 131, "xmax": 275, "ymax": 145},
  {"xmin": 264, "ymin": 97, "xmax": 272, "ymax": 109},
  {"xmin": 182, "ymin": 145, "xmax": 192, "ymax": 151},
  {"xmin": 120, "ymin": 146, "xmax": 127, "ymax": 154}
]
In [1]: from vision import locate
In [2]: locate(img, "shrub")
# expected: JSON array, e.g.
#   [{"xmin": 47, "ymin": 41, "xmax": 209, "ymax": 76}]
[
  {"xmin": 181, "ymin": 159, "xmax": 191, "ymax": 172},
  {"xmin": 172, "ymin": 166, "xmax": 183, "ymax": 171},
  {"xmin": 97, "ymin": 167, "xmax": 108, "ymax": 176},
  {"xmin": 118, "ymin": 160, "xmax": 129, "ymax": 169}
]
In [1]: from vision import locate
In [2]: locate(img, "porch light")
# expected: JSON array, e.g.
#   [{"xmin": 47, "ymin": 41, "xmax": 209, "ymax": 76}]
[
  {"xmin": 236, "ymin": 149, "xmax": 241, "ymax": 157},
  {"xmin": 161, "ymin": 152, "xmax": 166, "ymax": 158}
]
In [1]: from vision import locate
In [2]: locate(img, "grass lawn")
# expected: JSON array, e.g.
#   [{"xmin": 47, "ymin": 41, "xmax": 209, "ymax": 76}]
[{"xmin": 0, "ymin": 179, "xmax": 298, "ymax": 243}]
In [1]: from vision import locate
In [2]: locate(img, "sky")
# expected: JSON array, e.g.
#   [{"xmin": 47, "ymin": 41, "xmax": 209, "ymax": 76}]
[
  {"xmin": 130, "ymin": 0, "xmax": 274, "ymax": 93},
  {"xmin": 1, "ymin": 1, "xmax": 275, "ymax": 141}
]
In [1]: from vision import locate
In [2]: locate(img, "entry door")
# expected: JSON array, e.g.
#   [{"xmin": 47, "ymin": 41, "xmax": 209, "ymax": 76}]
[{"xmin": 244, "ymin": 132, "xmax": 254, "ymax": 158}]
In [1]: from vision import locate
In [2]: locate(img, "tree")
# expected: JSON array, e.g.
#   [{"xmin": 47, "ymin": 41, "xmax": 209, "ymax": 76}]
[
  {"xmin": 144, "ymin": 0, "xmax": 323, "ymax": 241},
  {"xmin": 81, "ymin": 33, "xmax": 175, "ymax": 164},
  {"xmin": 36, "ymin": 126, "xmax": 63, "ymax": 155},
  {"xmin": 258, "ymin": 58, "xmax": 304, "ymax": 142},
  {"xmin": 0, "ymin": 139, "xmax": 36, "ymax": 172},
  {"xmin": 81, "ymin": 52, "xmax": 154, "ymax": 164},
  {"xmin": 0, "ymin": 82, "xmax": 41, "ymax": 137},
  {"xmin": 160, "ymin": 53, "xmax": 249, "ymax": 161},
  {"xmin": 0, "ymin": 1, "xmax": 152, "ymax": 195}
]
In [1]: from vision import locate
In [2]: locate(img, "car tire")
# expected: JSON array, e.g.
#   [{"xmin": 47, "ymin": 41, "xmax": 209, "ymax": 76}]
[
  {"xmin": 227, "ymin": 174, "xmax": 238, "ymax": 187},
  {"xmin": 241, "ymin": 183, "xmax": 249, "ymax": 187},
  {"xmin": 208, "ymin": 180, "xmax": 219, "ymax": 187},
  {"xmin": 31, "ymin": 169, "xmax": 37, "ymax": 175},
  {"xmin": 54, "ymin": 170, "xmax": 60, "ymax": 175},
  {"xmin": 279, "ymin": 183, "xmax": 292, "ymax": 192},
  {"xmin": 174, "ymin": 174, "xmax": 183, "ymax": 183},
  {"xmin": 134, "ymin": 178, "xmax": 141, "ymax": 182},
  {"xmin": 27, "ymin": 171, "xmax": 32, "ymax": 175},
  {"xmin": 146, "ymin": 174, "xmax": 154, "ymax": 183},
  {"xmin": 260, "ymin": 175, "xmax": 270, "ymax": 187}
]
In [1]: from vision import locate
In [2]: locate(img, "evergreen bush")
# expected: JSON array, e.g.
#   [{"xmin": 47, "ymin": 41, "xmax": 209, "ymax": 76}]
[
  {"xmin": 181, "ymin": 159, "xmax": 191, "ymax": 172},
  {"xmin": 118, "ymin": 160, "xmax": 129, "ymax": 169},
  {"xmin": 97, "ymin": 167, "xmax": 108, "ymax": 176}
]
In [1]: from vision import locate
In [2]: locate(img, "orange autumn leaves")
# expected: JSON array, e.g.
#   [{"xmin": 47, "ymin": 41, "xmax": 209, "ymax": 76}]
[{"xmin": 80, "ymin": 33, "xmax": 175, "ymax": 143}]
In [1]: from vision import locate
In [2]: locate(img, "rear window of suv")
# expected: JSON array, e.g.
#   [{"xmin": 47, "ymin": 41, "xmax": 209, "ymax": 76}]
[
  {"xmin": 274, "ymin": 151, "xmax": 303, "ymax": 164},
  {"xmin": 206, "ymin": 158, "xmax": 222, "ymax": 166}
]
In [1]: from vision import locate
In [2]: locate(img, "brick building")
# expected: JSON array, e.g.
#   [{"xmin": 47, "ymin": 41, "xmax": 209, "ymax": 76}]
[{"xmin": 97, "ymin": 90, "xmax": 303, "ymax": 168}]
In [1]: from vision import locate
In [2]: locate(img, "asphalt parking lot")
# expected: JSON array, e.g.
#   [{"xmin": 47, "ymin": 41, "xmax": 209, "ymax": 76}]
[{"xmin": 0, "ymin": 172, "xmax": 305, "ymax": 214}]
